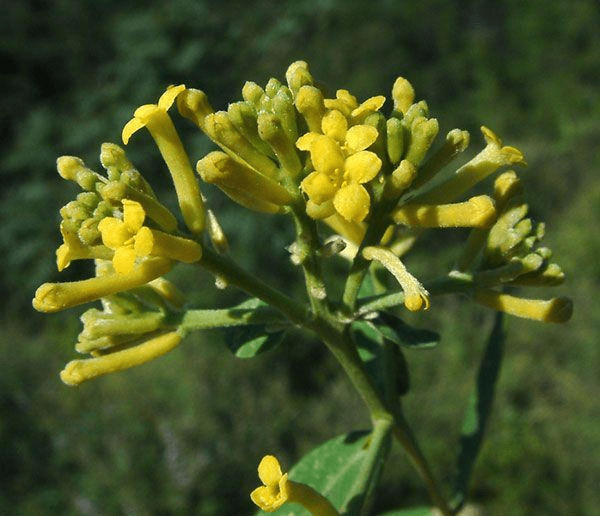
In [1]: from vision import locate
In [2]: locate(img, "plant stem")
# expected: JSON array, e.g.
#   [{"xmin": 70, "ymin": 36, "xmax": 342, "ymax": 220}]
[
  {"xmin": 197, "ymin": 226, "xmax": 453, "ymax": 515},
  {"xmin": 198, "ymin": 246, "xmax": 309, "ymax": 326}
]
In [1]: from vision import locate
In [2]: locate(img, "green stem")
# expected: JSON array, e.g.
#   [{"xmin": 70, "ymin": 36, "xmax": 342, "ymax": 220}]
[
  {"xmin": 322, "ymin": 328, "xmax": 452, "ymax": 516},
  {"xmin": 289, "ymin": 203, "xmax": 330, "ymax": 317},
  {"xmin": 179, "ymin": 306, "xmax": 284, "ymax": 332},
  {"xmin": 343, "ymin": 417, "xmax": 393, "ymax": 516},
  {"xmin": 196, "ymin": 232, "xmax": 453, "ymax": 515},
  {"xmin": 198, "ymin": 246, "xmax": 309, "ymax": 326}
]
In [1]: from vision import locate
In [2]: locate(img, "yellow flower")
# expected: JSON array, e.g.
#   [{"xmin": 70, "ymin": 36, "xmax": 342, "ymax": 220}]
[
  {"xmin": 251, "ymin": 455, "xmax": 340, "ymax": 516},
  {"xmin": 323, "ymin": 89, "xmax": 385, "ymax": 123},
  {"xmin": 122, "ymin": 85, "xmax": 205, "ymax": 234},
  {"xmin": 98, "ymin": 200, "xmax": 201, "ymax": 274},
  {"xmin": 251, "ymin": 455, "xmax": 290, "ymax": 512},
  {"xmin": 32, "ymin": 257, "xmax": 172, "ymax": 313},
  {"xmin": 362, "ymin": 245, "xmax": 430, "ymax": 311},
  {"xmin": 297, "ymin": 110, "xmax": 382, "ymax": 223},
  {"xmin": 60, "ymin": 330, "xmax": 183, "ymax": 386}
]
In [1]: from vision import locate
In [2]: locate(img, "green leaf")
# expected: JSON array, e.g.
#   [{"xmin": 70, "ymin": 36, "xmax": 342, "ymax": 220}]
[
  {"xmin": 224, "ymin": 324, "xmax": 285, "ymax": 358},
  {"xmin": 453, "ymin": 312, "xmax": 505, "ymax": 508},
  {"xmin": 256, "ymin": 431, "xmax": 371, "ymax": 516},
  {"xmin": 378, "ymin": 507, "xmax": 432, "ymax": 516},
  {"xmin": 375, "ymin": 312, "xmax": 440, "ymax": 349},
  {"xmin": 216, "ymin": 298, "xmax": 287, "ymax": 358}
]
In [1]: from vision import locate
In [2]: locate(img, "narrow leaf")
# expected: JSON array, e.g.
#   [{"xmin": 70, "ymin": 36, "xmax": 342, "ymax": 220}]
[
  {"xmin": 453, "ymin": 312, "xmax": 505, "ymax": 508},
  {"xmin": 374, "ymin": 311, "xmax": 440, "ymax": 349}
]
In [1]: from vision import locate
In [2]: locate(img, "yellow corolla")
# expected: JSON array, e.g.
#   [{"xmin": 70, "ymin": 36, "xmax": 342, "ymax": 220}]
[
  {"xmin": 98, "ymin": 199, "xmax": 201, "ymax": 274},
  {"xmin": 297, "ymin": 109, "xmax": 382, "ymax": 223}
]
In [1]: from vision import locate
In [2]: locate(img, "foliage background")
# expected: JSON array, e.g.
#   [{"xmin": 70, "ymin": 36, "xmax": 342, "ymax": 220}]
[{"xmin": 1, "ymin": 0, "xmax": 598, "ymax": 514}]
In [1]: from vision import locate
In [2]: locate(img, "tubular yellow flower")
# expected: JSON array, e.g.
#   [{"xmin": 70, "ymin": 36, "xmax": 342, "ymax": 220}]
[
  {"xmin": 98, "ymin": 200, "xmax": 201, "ymax": 274},
  {"xmin": 197, "ymin": 151, "xmax": 293, "ymax": 208},
  {"xmin": 60, "ymin": 330, "xmax": 183, "ymax": 386},
  {"xmin": 362, "ymin": 246, "xmax": 430, "ymax": 311},
  {"xmin": 122, "ymin": 84, "xmax": 205, "ymax": 234},
  {"xmin": 176, "ymin": 87, "xmax": 214, "ymax": 132},
  {"xmin": 474, "ymin": 288, "xmax": 573, "ymax": 323},
  {"xmin": 251, "ymin": 455, "xmax": 340, "ymax": 516},
  {"xmin": 414, "ymin": 126, "xmax": 527, "ymax": 205},
  {"xmin": 33, "ymin": 257, "xmax": 172, "ymax": 313},
  {"xmin": 392, "ymin": 195, "xmax": 497, "ymax": 229},
  {"xmin": 202, "ymin": 111, "xmax": 280, "ymax": 179},
  {"xmin": 297, "ymin": 113, "xmax": 382, "ymax": 223}
]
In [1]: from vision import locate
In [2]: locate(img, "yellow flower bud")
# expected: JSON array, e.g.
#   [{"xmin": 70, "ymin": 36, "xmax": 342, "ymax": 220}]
[
  {"xmin": 286, "ymin": 60, "xmax": 313, "ymax": 95},
  {"xmin": 414, "ymin": 127, "xmax": 526, "ymax": 205},
  {"xmin": 257, "ymin": 112, "xmax": 302, "ymax": 177},
  {"xmin": 392, "ymin": 76, "xmax": 415, "ymax": 115},
  {"xmin": 60, "ymin": 331, "xmax": 183, "ymax": 386},
  {"xmin": 295, "ymin": 85, "xmax": 327, "ymax": 133},
  {"xmin": 176, "ymin": 88, "xmax": 214, "ymax": 131},
  {"xmin": 33, "ymin": 257, "xmax": 172, "ymax": 313},
  {"xmin": 203, "ymin": 111, "xmax": 280, "ymax": 179},
  {"xmin": 474, "ymin": 288, "xmax": 572, "ymax": 323},
  {"xmin": 362, "ymin": 246, "xmax": 429, "ymax": 311},
  {"xmin": 392, "ymin": 195, "xmax": 497, "ymax": 229}
]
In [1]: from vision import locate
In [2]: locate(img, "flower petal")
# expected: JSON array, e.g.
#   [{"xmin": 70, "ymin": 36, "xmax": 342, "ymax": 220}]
[
  {"xmin": 257, "ymin": 455, "xmax": 283, "ymax": 486},
  {"xmin": 133, "ymin": 226, "xmax": 154, "ymax": 256},
  {"xmin": 344, "ymin": 151, "xmax": 382, "ymax": 183},
  {"xmin": 122, "ymin": 117, "xmax": 146, "ymax": 145},
  {"xmin": 296, "ymin": 132, "xmax": 320, "ymax": 151},
  {"xmin": 310, "ymin": 135, "xmax": 345, "ymax": 175},
  {"xmin": 98, "ymin": 218, "xmax": 131, "ymax": 249},
  {"xmin": 334, "ymin": 183, "xmax": 371, "ymax": 222},
  {"xmin": 351, "ymin": 95, "xmax": 385, "ymax": 119},
  {"xmin": 122, "ymin": 199, "xmax": 146, "ymax": 233},
  {"xmin": 301, "ymin": 171, "xmax": 338, "ymax": 204},
  {"xmin": 345, "ymin": 125, "xmax": 378, "ymax": 153},
  {"xmin": 112, "ymin": 246, "xmax": 137, "ymax": 275},
  {"xmin": 158, "ymin": 84, "xmax": 186, "ymax": 110},
  {"xmin": 321, "ymin": 110, "xmax": 348, "ymax": 142}
]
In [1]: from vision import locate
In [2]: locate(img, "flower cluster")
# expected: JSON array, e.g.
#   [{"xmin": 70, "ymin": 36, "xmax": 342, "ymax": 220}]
[
  {"xmin": 33, "ymin": 60, "xmax": 572, "ymax": 387},
  {"xmin": 33, "ymin": 120, "xmax": 202, "ymax": 383}
]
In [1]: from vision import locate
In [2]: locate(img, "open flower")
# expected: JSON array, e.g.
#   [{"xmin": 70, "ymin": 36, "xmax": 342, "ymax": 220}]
[
  {"xmin": 251, "ymin": 455, "xmax": 340, "ymax": 516},
  {"xmin": 98, "ymin": 199, "xmax": 201, "ymax": 274},
  {"xmin": 297, "ymin": 110, "xmax": 382, "ymax": 223},
  {"xmin": 251, "ymin": 455, "xmax": 290, "ymax": 512}
]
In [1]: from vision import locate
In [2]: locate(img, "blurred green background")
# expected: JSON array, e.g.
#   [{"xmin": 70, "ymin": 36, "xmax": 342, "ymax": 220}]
[{"xmin": 1, "ymin": 0, "xmax": 599, "ymax": 514}]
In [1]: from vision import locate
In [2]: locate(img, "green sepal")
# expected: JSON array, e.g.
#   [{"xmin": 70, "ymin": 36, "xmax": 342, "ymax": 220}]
[{"xmin": 256, "ymin": 430, "xmax": 374, "ymax": 516}]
